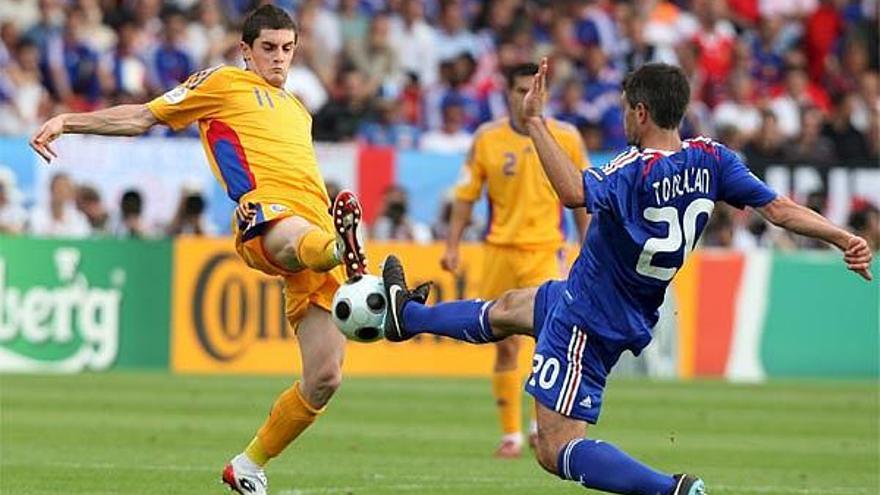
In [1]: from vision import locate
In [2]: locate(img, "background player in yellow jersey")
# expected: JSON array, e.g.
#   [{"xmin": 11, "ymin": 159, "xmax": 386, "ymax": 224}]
[
  {"xmin": 442, "ymin": 63, "xmax": 590, "ymax": 458},
  {"xmin": 29, "ymin": 6, "xmax": 366, "ymax": 494}
]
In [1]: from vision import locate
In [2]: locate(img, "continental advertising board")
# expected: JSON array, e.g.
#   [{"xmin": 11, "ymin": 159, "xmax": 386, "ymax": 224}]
[{"xmin": 169, "ymin": 239, "xmax": 582, "ymax": 376}]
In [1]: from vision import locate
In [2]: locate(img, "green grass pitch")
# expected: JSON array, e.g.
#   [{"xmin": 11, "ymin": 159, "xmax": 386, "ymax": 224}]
[{"xmin": 1, "ymin": 374, "xmax": 877, "ymax": 494}]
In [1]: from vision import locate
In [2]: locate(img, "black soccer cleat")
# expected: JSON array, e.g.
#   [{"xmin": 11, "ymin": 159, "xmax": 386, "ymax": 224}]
[
  {"xmin": 382, "ymin": 255, "xmax": 415, "ymax": 342},
  {"xmin": 410, "ymin": 281, "xmax": 432, "ymax": 304},
  {"xmin": 670, "ymin": 474, "xmax": 707, "ymax": 495}
]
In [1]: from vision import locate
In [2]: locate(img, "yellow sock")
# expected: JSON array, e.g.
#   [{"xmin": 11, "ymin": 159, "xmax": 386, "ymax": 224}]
[
  {"xmin": 246, "ymin": 381, "xmax": 325, "ymax": 466},
  {"xmin": 492, "ymin": 369, "xmax": 522, "ymax": 436},
  {"xmin": 296, "ymin": 228, "xmax": 338, "ymax": 272}
]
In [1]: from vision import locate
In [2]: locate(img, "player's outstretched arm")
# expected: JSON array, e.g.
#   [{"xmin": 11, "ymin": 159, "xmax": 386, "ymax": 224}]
[
  {"xmin": 523, "ymin": 58, "xmax": 585, "ymax": 208},
  {"xmin": 756, "ymin": 195, "xmax": 874, "ymax": 281},
  {"xmin": 30, "ymin": 104, "xmax": 159, "ymax": 162}
]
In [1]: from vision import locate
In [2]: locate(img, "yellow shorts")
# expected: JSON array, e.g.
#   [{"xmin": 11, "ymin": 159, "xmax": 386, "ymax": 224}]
[
  {"xmin": 480, "ymin": 244, "xmax": 564, "ymax": 300},
  {"xmin": 233, "ymin": 195, "xmax": 345, "ymax": 326}
]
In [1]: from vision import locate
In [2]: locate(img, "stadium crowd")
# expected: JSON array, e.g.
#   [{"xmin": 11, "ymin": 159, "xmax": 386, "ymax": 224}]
[{"xmin": 0, "ymin": 0, "xmax": 878, "ymax": 249}]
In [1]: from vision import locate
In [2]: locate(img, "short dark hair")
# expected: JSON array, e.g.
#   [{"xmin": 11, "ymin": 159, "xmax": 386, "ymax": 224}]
[
  {"xmin": 242, "ymin": 4, "xmax": 297, "ymax": 47},
  {"xmin": 622, "ymin": 63, "xmax": 690, "ymax": 129},
  {"xmin": 505, "ymin": 63, "xmax": 539, "ymax": 89},
  {"xmin": 120, "ymin": 190, "xmax": 143, "ymax": 216}
]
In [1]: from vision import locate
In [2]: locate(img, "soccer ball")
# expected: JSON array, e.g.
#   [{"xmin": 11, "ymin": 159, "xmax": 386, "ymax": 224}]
[{"xmin": 331, "ymin": 275, "xmax": 387, "ymax": 343}]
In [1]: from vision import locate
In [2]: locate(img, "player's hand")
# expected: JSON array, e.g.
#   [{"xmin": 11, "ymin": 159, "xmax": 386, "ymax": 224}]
[
  {"xmin": 843, "ymin": 235, "xmax": 873, "ymax": 281},
  {"xmin": 30, "ymin": 115, "xmax": 65, "ymax": 163},
  {"xmin": 522, "ymin": 57, "xmax": 549, "ymax": 120},
  {"xmin": 440, "ymin": 246, "xmax": 460, "ymax": 273}
]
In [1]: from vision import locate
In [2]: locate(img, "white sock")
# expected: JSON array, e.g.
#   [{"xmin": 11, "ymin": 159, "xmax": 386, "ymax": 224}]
[{"xmin": 502, "ymin": 432, "xmax": 523, "ymax": 446}]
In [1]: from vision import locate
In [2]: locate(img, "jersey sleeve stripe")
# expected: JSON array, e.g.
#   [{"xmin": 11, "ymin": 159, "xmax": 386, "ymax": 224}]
[{"xmin": 206, "ymin": 120, "xmax": 256, "ymax": 201}]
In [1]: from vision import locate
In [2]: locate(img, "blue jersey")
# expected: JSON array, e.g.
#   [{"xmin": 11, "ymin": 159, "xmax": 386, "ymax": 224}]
[{"xmin": 566, "ymin": 137, "xmax": 777, "ymax": 352}]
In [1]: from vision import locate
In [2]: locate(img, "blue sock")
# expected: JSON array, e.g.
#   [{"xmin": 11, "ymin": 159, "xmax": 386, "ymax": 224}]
[
  {"xmin": 557, "ymin": 439, "xmax": 676, "ymax": 495},
  {"xmin": 402, "ymin": 300, "xmax": 498, "ymax": 343}
]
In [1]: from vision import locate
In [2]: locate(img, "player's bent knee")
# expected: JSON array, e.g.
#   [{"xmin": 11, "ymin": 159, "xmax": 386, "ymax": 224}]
[{"xmin": 490, "ymin": 289, "xmax": 534, "ymax": 337}]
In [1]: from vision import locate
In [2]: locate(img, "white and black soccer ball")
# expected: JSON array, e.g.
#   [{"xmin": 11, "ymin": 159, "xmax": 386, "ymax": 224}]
[{"xmin": 331, "ymin": 275, "xmax": 387, "ymax": 343}]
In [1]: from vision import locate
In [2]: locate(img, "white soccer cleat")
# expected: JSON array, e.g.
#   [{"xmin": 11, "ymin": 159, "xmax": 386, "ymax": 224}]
[{"xmin": 222, "ymin": 453, "xmax": 268, "ymax": 495}]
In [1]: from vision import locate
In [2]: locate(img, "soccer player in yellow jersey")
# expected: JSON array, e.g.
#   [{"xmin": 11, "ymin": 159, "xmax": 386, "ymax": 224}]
[
  {"xmin": 29, "ymin": 6, "xmax": 367, "ymax": 494},
  {"xmin": 442, "ymin": 63, "xmax": 590, "ymax": 458}
]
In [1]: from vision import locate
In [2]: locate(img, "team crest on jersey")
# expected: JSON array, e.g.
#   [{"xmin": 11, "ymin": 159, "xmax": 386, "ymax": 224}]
[
  {"xmin": 269, "ymin": 204, "xmax": 288, "ymax": 213},
  {"xmin": 162, "ymin": 86, "xmax": 188, "ymax": 105}
]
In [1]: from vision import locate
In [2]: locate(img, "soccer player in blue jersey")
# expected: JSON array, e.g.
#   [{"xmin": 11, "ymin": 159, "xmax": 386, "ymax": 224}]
[{"xmin": 380, "ymin": 60, "xmax": 874, "ymax": 495}]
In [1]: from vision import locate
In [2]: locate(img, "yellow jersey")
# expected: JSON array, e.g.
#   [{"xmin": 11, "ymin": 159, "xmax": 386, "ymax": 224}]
[
  {"xmin": 146, "ymin": 66, "xmax": 328, "ymax": 208},
  {"xmin": 453, "ymin": 118, "xmax": 588, "ymax": 248}
]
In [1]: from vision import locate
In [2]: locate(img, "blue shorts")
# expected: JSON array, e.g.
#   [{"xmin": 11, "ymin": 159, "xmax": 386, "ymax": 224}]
[{"xmin": 525, "ymin": 281, "xmax": 624, "ymax": 424}]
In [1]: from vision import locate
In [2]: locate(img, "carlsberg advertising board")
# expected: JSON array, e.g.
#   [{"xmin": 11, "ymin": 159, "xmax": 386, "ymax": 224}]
[{"xmin": 0, "ymin": 237, "xmax": 171, "ymax": 372}]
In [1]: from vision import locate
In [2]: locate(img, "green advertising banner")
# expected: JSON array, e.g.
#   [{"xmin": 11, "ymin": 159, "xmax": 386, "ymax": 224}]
[
  {"xmin": 760, "ymin": 252, "xmax": 880, "ymax": 378},
  {"xmin": 0, "ymin": 236, "xmax": 172, "ymax": 372}
]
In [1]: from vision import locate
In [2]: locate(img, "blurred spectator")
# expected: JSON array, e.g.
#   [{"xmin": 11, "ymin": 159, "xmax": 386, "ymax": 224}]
[
  {"xmin": 749, "ymin": 17, "xmax": 788, "ymax": 90},
  {"xmin": 0, "ymin": 168, "xmax": 27, "ymax": 234},
  {"xmin": 435, "ymin": 0, "xmax": 480, "ymax": 62},
  {"xmin": 44, "ymin": 6, "xmax": 106, "ymax": 109},
  {"xmin": 313, "ymin": 68, "xmax": 377, "ymax": 141},
  {"xmin": 29, "ymin": 173, "xmax": 91, "ymax": 238},
  {"xmin": 420, "ymin": 93, "xmax": 473, "ymax": 153},
  {"xmin": 848, "ymin": 202, "xmax": 880, "ymax": 252},
  {"xmin": 851, "ymin": 71, "xmax": 878, "ymax": 135},
  {"xmin": 371, "ymin": 184, "xmax": 431, "ymax": 242},
  {"xmin": 398, "ymin": 72, "xmax": 424, "ymax": 126},
  {"xmin": 822, "ymin": 92, "xmax": 872, "ymax": 162},
  {"xmin": 689, "ymin": 0, "xmax": 736, "ymax": 105},
  {"xmin": 285, "ymin": 56, "xmax": 328, "ymax": 113},
  {"xmin": 338, "ymin": 0, "xmax": 369, "ymax": 49},
  {"xmin": 805, "ymin": 0, "xmax": 843, "ymax": 81},
  {"xmin": 743, "ymin": 110, "xmax": 787, "ymax": 173},
  {"xmin": 785, "ymin": 106, "xmax": 836, "ymax": 164},
  {"xmin": 105, "ymin": 19, "xmax": 148, "ymax": 102},
  {"xmin": 132, "ymin": 0, "xmax": 164, "ymax": 45},
  {"xmin": 112, "ymin": 189, "xmax": 151, "ymax": 238},
  {"xmin": 579, "ymin": 43, "xmax": 625, "ymax": 150},
  {"xmin": 770, "ymin": 66, "xmax": 826, "ymax": 138},
  {"xmin": 0, "ymin": 39, "xmax": 51, "ymax": 134},
  {"xmin": 424, "ymin": 56, "xmax": 481, "ymax": 131},
  {"xmin": 0, "ymin": 0, "xmax": 40, "ymax": 32},
  {"xmin": 824, "ymin": 37, "xmax": 871, "ymax": 96},
  {"xmin": 431, "ymin": 193, "xmax": 482, "ymax": 242},
  {"xmin": 23, "ymin": 0, "xmax": 64, "ymax": 56},
  {"xmin": 619, "ymin": 10, "xmax": 671, "ymax": 73},
  {"xmin": 390, "ymin": 0, "xmax": 438, "ymax": 86},
  {"xmin": 642, "ymin": 0, "xmax": 698, "ymax": 55},
  {"xmin": 187, "ymin": 0, "xmax": 228, "ymax": 68},
  {"xmin": 75, "ymin": 184, "xmax": 109, "ymax": 234},
  {"xmin": 552, "ymin": 77, "xmax": 590, "ymax": 130},
  {"xmin": 346, "ymin": 12, "xmax": 403, "ymax": 97},
  {"xmin": 359, "ymin": 98, "xmax": 420, "ymax": 149},
  {"xmin": 77, "ymin": 0, "xmax": 116, "ymax": 53},
  {"xmin": 166, "ymin": 186, "xmax": 217, "ymax": 236},
  {"xmin": 299, "ymin": 0, "xmax": 342, "ymax": 60},
  {"xmin": 579, "ymin": 122, "xmax": 604, "ymax": 151},
  {"xmin": 703, "ymin": 205, "xmax": 735, "ymax": 247},
  {"xmin": 150, "ymin": 7, "xmax": 194, "ymax": 92},
  {"xmin": 712, "ymin": 72, "xmax": 761, "ymax": 140}
]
